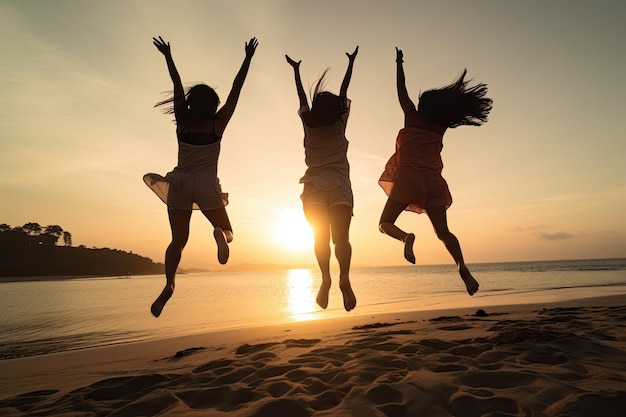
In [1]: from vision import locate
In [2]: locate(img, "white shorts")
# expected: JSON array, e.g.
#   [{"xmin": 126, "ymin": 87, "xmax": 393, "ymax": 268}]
[{"xmin": 144, "ymin": 172, "xmax": 228, "ymax": 210}]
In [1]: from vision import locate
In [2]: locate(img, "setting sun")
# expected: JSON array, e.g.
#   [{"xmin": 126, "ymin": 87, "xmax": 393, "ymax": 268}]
[{"xmin": 273, "ymin": 209, "xmax": 314, "ymax": 252}]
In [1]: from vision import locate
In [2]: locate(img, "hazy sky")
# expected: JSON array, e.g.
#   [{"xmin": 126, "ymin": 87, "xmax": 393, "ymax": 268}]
[{"xmin": 1, "ymin": 0, "xmax": 625, "ymax": 270}]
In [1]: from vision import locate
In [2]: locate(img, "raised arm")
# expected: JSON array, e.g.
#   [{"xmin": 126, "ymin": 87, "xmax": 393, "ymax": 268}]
[
  {"xmin": 285, "ymin": 55, "xmax": 308, "ymax": 109},
  {"xmin": 395, "ymin": 47, "xmax": 416, "ymax": 114},
  {"xmin": 216, "ymin": 37, "xmax": 258, "ymax": 131},
  {"xmin": 153, "ymin": 36, "xmax": 185, "ymax": 116},
  {"xmin": 339, "ymin": 46, "xmax": 359, "ymax": 98}
]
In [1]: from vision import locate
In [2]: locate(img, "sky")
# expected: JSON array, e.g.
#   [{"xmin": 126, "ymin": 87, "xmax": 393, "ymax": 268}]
[{"xmin": 1, "ymin": 0, "xmax": 625, "ymax": 271}]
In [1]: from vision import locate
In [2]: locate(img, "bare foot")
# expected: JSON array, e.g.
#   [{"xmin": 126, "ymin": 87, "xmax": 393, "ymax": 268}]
[
  {"xmin": 404, "ymin": 233, "xmax": 415, "ymax": 264},
  {"xmin": 151, "ymin": 285, "xmax": 174, "ymax": 317},
  {"xmin": 316, "ymin": 279, "xmax": 331, "ymax": 309},
  {"xmin": 214, "ymin": 227, "xmax": 229, "ymax": 264},
  {"xmin": 339, "ymin": 279, "xmax": 357, "ymax": 312},
  {"xmin": 459, "ymin": 264, "xmax": 479, "ymax": 296}
]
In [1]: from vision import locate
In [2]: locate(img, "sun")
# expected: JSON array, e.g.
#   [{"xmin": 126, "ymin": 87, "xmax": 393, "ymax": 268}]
[{"xmin": 273, "ymin": 209, "xmax": 314, "ymax": 252}]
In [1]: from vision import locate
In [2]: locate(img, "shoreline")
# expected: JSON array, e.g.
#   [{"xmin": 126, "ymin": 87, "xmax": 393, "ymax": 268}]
[
  {"xmin": 2, "ymin": 257, "xmax": 623, "ymax": 283},
  {"xmin": 0, "ymin": 274, "xmax": 134, "ymax": 283},
  {"xmin": 3, "ymin": 283, "xmax": 626, "ymax": 362},
  {"xmin": 2, "ymin": 293, "xmax": 625, "ymax": 416}
]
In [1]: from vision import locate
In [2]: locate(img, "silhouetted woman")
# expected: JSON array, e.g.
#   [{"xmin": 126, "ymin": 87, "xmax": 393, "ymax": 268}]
[
  {"xmin": 379, "ymin": 47, "xmax": 492, "ymax": 296},
  {"xmin": 285, "ymin": 47, "xmax": 358, "ymax": 311},
  {"xmin": 144, "ymin": 36, "xmax": 258, "ymax": 317}
]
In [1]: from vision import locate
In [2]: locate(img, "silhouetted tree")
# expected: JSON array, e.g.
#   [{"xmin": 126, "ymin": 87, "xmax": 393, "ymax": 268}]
[
  {"xmin": 0, "ymin": 226, "xmax": 29, "ymax": 246},
  {"xmin": 23, "ymin": 223, "xmax": 42, "ymax": 236},
  {"xmin": 63, "ymin": 231, "xmax": 72, "ymax": 247},
  {"xmin": 0, "ymin": 222, "xmax": 164, "ymax": 277},
  {"xmin": 41, "ymin": 225, "xmax": 64, "ymax": 246}
]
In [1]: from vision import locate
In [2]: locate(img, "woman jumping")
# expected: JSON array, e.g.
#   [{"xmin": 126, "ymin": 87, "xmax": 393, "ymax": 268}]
[
  {"xmin": 285, "ymin": 46, "xmax": 359, "ymax": 311},
  {"xmin": 379, "ymin": 47, "xmax": 492, "ymax": 296},
  {"xmin": 144, "ymin": 36, "xmax": 258, "ymax": 317}
]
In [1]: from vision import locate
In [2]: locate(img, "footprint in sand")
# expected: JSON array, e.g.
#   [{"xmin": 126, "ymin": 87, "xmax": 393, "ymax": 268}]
[{"xmin": 365, "ymin": 384, "xmax": 404, "ymax": 404}]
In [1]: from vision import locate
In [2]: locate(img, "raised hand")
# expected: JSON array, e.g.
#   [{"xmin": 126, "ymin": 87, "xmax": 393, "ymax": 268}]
[
  {"xmin": 285, "ymin": 55, "xmax": 301, "ymax": 69},
  {"xmin": 245, "ymin": 37, "xmax": 258, "ymax": 58},
  {"xmin": 153, "ymin": 36, "xmax": 171, "ymax": 56},
  {"xmin": 395, "ymin": 47, "xmax": 404, "ymax": 63},
  {"xmin": 286, "ymin": 55, "xmax": 306, "ymax": 106},
  {"xmin": 340, "ymin": 46, "xmax": 358, "ymax": 98},
  {"xmin": 346, "ymin": 46, "xmax": 359, "ymax": 62}
]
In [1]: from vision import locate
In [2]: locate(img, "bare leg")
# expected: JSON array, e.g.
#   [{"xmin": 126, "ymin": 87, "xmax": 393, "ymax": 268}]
[
  {"xmin": 330, "ymin": 204, "xmax": 356, "ymax": 311},
  {"xmin": 379, "ymin": 198, "xmax": 415, "ymax": 264},
  {"xmin": 426, "ymin": 206, "xmax": 479, "ymax": 296},
  {"xmin": 303, "ymin": 204, "xmax": 332, "ymax": 309},
  {"xmin": 152, "ymin": 209, "xmax": 192, "ymax": 317},
  {"xmin": 202, "ymin": 208, "xmax": 233, "ymax": 265}
]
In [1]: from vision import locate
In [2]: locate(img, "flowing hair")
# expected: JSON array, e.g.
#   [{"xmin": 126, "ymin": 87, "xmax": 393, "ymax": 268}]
[
  {"xmin": 309, "ymin": 69, "xmax": 348, "ymax": 119},
  {"xmin": 310, "ymin": 68, "xmax": 331, "ymax": 106},
  {"xmin": 154, "ymin": 84, "xmax": 220, "ymax": 124},
  {"xmin": 418, "ymin": 69, "xmax": 492, "ymax": 128}
]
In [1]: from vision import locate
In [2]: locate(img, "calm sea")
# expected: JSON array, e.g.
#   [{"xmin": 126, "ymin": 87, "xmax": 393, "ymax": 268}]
[{"xmin": 1, "ymin": 258, "xmax": 625, "ymax": 360}]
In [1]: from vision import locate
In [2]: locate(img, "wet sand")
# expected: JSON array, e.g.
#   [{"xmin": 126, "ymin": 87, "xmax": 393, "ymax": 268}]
[{"xmin": 1, "ymin": 295, "xmax": 625, "ymax": 416}]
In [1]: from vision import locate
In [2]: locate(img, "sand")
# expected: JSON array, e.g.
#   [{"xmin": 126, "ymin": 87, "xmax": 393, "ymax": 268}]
[{"xmin": 1, "ymin": 295, "xmax": 625, "ymax": 416}]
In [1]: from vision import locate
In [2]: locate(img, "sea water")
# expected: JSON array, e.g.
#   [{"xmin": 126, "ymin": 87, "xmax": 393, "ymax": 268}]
[{"xmin": 1, "ymin": 258, "xmax": 625, "ymax": 359}]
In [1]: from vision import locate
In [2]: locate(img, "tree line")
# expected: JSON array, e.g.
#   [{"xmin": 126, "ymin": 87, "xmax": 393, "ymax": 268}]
[
  {"xmin": 0, "ymin": 222, "xmax": 164, "ymax": 278},
  {"xmin": 0, "ymin": 222, "xmax": 72, "ymax": 246}
]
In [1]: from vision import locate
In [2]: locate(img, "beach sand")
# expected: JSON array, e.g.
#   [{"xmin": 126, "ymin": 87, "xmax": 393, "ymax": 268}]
[{"xmin": 1, "ymin": 295, "xmax": 625, "ymax": 416}]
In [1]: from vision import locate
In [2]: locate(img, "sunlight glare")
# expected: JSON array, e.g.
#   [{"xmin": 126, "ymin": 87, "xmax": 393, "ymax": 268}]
[
  {"xmin": 286, "ymin": 269, "xmax": 317, "ymax": 320},
  {"xmin": 274, "ymin": 209, "xmax": 313, "ymax": 252}
]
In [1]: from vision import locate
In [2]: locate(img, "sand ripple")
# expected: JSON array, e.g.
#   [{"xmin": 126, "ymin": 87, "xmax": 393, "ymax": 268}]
[{"xmin": 1, "ymin": 305, "xmax": 626, "ymax": 416}]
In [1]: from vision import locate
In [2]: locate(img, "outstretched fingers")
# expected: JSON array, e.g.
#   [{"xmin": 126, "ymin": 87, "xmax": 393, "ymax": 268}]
[
  {"xmin": 153, "ymin": 36, "xmax": 170, "ymax": 54},
  {"xmin": 245, "ymin": 37, "xmax": 258, "ymax": 57},
  {"xmin": 152, "ymin": 36, "xmax": 165, "ymax": 46}
]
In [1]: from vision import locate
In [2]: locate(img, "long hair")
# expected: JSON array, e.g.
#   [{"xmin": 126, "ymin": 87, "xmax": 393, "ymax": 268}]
[
  {"xmin": 309, "ymin": 69, "xmax": 348, "ymax": 121},
  {"xmin": 418, "ymin": 69, "xmax": 492, "ymax": 128},
  {"xmin": 155, "ymin": 84, "xmax": 220, "ymax": 124}
]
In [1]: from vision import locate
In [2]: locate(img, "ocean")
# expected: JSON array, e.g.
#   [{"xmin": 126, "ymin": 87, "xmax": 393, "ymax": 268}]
[{"xmin": 1, "ymin": 258, "xmax": 625, "ymax": 360}]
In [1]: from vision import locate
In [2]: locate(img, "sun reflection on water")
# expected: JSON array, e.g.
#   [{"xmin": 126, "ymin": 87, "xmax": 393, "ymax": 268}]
[{"xmin": 286, "ymin": 269, "xmax": 317, "ymax": 321}]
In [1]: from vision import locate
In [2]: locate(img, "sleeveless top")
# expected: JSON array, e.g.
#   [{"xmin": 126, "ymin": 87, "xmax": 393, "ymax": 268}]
[
  {"xmin": 143, "ymin": 117, "xmax": 228, "ymax": 209},
  {"xmin": 298, "ymin": 100, "xmax": 352, "ymax": 202}
]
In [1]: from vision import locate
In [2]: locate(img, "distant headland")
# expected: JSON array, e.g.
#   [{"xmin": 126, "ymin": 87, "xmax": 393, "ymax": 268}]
[{"xmin": 0, "ymin": 222, "xmax": 164, "ymax": 279}]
